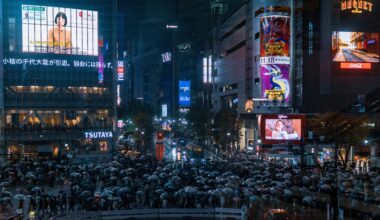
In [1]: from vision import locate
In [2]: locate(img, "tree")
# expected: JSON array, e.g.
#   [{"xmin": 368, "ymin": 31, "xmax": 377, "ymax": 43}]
[
  {"xmin": 308, "ymin": 112, "xmax": 372, "ymax": 167},
  {"xmin": 187, "ymin": 103, "xmax": 212, "ymax": 143},
  {"xmin": 213, "ymin": 109, "xmax": 239, "ymax": 147},
  {"xmin": 125, "ymin": 100, "xmax": 154, "ymax": 149}
]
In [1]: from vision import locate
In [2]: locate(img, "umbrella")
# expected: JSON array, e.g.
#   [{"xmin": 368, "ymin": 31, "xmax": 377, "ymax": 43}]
[
  {"xmin": 211, "ymin": 189, "xmax": 222, "ymax": 196},
  {"xmin": 14, "ymin": 194, "xmax": 26, "ymax": 200},
  {"xmin": 159, "ymin": 173, "xmax": 168, "ymax": 179},
  {"xmin": 0, "ymin": 182, "xmax": 9, "ymax": 187},
  {"xmin": 250, "ymin": 195, "xmax": 259, "ymax": 201},
  {"xmin": 284, "ymin": 189, "xmax": 293, "ymax": 197},
  {"xmin": 183, "ymin": 186, "xmax": 198, "ymax": 194},
  {"xmin": 164, "ymin": 182, "xmax": 174, "ymax": 189},
  {"xmin": 80, "ymin": 191, "xmax": 91, "ymax": 197},
  {"xmin": 25, "ymin": 172, "xmax": 36, "ymax": 179},
  {"xmin": 302, "ymin": 196, "xmax": 314, "ymax": 205},
  {"xmin": 222, "ymin": 188, "xmax": 233, "ymax": 195},
  {"xmin": 70, "ymin": 172, "xmax": 81, "ymax": 178},
  {"xmin": 0, "ymin": 197, "xmax": 12, "ymax": 202},
  {"xmin": 136, "ymin": 190, "xmax": 144, "ymax": 196},
  {"xmin": 155, "ymin": 189, "xmax": 165, "ymax": 195},
  {"xmin": 1, "ymin": 191, "xmax": 13, "ymax": 197},
  {"xmin": 320, "ymin": 184, "xmax": 332, "ymax": 192},
  {"xmin": 160, "ymin": 192, "xmax": 168, "ymax": 199},
  {"xmin": 148, "ymin": 175, "xmax": 158, "ymax": 181},
  {"xmin": 118, "ymin": 187, "xmax": 130, "ymax": 195}
]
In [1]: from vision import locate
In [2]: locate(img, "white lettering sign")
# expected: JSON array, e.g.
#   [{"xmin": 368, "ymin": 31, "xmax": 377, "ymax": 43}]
[
  {"xmin": 3, "ymin": 57, "xmax": 113, "ymax": 69},
  {"xmin": 84, "ymin": 131, "xmax": 113, "ymax": 139}
]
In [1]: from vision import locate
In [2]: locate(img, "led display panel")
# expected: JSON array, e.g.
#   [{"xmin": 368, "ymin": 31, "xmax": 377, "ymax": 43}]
[
  {"xmin": 332, "ymin": 31, "xmax": 379, "ymax": 63},
  {"xmin": 22, "ymin": 5, "xmax": 99, "ymax": 56}
]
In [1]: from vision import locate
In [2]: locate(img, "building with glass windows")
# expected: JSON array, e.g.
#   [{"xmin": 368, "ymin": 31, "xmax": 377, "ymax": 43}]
[
  {"xmin": 207, "ymin": 0, "xmax": 380, "ymax": 150},
  {"xmin": 0, "ymin": 0, "xmax": 118, "ymax": 158}
]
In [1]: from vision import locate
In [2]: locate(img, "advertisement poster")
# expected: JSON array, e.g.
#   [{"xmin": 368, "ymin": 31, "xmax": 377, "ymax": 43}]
[
  {"xmin": 260, "ymin": 15, "xmax": 290, "ymax": 60},
  {"xmin": 22, "ymin": 5, "xmax": 98, "ymax": 56},
  {"xmin": 259, "ymin": 114, "xmax": 306, "ymax": 145},
  {"xmin": 265, "ymin": 119, "xmax": 302, "ymax": 141},
  {"xmin": 179, "ymin": 81, "xmax": 191, "ymax": 107},
  {"xmin": 332, "ymin": 31, "xmax": 379, "ymax": 63},
  {"xmin": 260, "ymin": 64, "xmax": 290, "ymax": 102}
]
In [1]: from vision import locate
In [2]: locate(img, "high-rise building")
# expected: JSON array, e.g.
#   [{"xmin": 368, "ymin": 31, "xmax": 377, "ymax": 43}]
[
  {"xmin": 207, "ymin": 0, "xmax": 380, "ymax": 150},
  {"xmin": 0, "ymin": 0, "xmax": 118, "ymax": 158}
]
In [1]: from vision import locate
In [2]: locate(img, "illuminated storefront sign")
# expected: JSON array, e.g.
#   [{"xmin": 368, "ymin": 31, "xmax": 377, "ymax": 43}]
[
  {"xmin": 162, "ymin": 52, "xmax": 172, "ymax": 62},
  {"xmin": 117, "ymin": 120, "xmax": 124, "ymax": 128},
  {"xmin": 340, "ymin": 62, "xmax": 372, "ymax": 69},
  {"xmin": 341, "ymin": 0, "xmax": 373, "ymax": 14},
  {"xmin": 84, "ymin": 131, "xmax": 113, "ymax": 139},
  {"xmin": 117, "ymin": 85, "xmax": 121, "ymax": 106},
  {"xmin": 245, "ymin": 100, "xmax": 254, "ymax": 113},
  {"xmin": 161, "ymin": 104, "xmax": 168, "ymax": 117},
  {"xmin": 117, "ymin": 61, "xmax": 124, "ymax": 81}
]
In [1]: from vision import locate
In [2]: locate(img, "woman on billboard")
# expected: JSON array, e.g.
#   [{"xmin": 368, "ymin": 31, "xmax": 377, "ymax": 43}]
[
  {"xmin": 271, "ymin": 120, "xmax": 289, "ymax": 140},
  {"xmin": 48, "ymin": 12, "xmax": 72, "ymax": 54}
]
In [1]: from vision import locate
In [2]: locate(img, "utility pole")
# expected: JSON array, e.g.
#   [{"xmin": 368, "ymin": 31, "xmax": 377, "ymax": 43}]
[
  {"xmin": 111, "ymin": 0, "xmax": 118, "ymax": 158},
  {"xmin": 171, "ymin": 0, "xmax": 179, "ymax": 119},
  {"xmin": 332, "ymin": 126, "xmax": 339, "ymax": 220}
]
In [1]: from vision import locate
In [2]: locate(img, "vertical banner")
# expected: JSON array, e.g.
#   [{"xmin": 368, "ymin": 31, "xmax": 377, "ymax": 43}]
[
  {"xmin": 260, "ymin": 64, "xmax": 290, "ymax": 102},
  {"xmin": 179, "ymin": 81, "xmax": 191, "ymax": 107},
  {"xmin": 259, "ymin": 15, "xmax": 291, "ymax": 104}
]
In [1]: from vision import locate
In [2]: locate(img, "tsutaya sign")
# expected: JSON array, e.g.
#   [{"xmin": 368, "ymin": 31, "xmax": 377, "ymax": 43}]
[
  {"xmin": 341, "ymin": 0, "xmax": 373, "ymax": 14},
  {"xmin": 84, "ymin": 131, "xmax": 113, "ymax": 139}
]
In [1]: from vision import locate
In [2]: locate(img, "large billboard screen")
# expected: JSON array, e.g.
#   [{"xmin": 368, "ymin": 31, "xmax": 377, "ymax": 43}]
[
  {"xmin": 260, "ymin": 114, "xmax": 305, "ymax": 145},
  {"xmin": 22, "ymin": 5, "xmax": 98, "ymax": 56},
  {"xmin": 179, "ymin": 81, "xmax": 191, "ymax": 107},
  {"xmin": 332, "ymin": 31, "xmax": 379, "ymax": 63},
  {"xmin": 260, "ymin": 15, "xmax": 290, "ymax": 64},
  {"xmin": 260, "ymin": 64, "xmax": 290, "ymax": 102}
]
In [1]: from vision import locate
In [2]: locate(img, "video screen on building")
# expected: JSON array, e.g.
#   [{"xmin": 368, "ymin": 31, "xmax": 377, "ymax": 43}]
[
  {"xmin": 260, "ymin": 64, "xmax": 290, "ymax": 103},
  {"xmin": 179, "ymin": 81, "xmax": 191, "ymax": 107},
  {"xmin": 332, "ymin": 31, "xmax": 379, "ymax": 63},
  {"xmin": 22, "ymin": 5, "xmax": 98, "ymax": 56},
  {"xmin": 265, "ymin": 119, "xmax": 301, "ymax": 140},
  {"xmin": 260, "ymin": 114, "xmax": 305, "ymax": 144}
]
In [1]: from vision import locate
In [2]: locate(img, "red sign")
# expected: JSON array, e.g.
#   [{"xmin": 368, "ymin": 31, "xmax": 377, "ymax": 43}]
[
  {"xmin": 340, "ymin": 62, "xmax": 371, "ymax": 69},
  {"xmin": 156, "ymin": 131, "xmax": 165, "ymax": 140},
  {"xmin": 156, "ymin": 143, "xmax": 165, "ymax": 161}
]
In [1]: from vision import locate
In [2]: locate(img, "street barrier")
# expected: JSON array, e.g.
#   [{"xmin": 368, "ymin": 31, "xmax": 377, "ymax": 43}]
[{"xmin": 55, "ymin": 208, "xmax": 244, "ymax": 220}]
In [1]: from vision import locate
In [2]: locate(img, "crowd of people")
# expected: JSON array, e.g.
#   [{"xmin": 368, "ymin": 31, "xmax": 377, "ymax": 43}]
[{"xmin": 0, "ymin": 150, "xmax": 380, "ymax": 220}]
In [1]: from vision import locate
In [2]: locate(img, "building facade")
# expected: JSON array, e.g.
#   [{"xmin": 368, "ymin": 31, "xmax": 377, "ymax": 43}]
[
  {"xmin": 1, "ymin": 0, "xmax": 118, "ymax": 158},
  {"xmin": 208, "ymin": 0, "xmax": 380, "ymax": 150}
]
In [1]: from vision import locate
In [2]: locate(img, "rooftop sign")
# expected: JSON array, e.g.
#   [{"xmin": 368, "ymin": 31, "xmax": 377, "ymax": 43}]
[{"xmin": 341, "ymin": 0, "xmax": 373, "ymax": 14}]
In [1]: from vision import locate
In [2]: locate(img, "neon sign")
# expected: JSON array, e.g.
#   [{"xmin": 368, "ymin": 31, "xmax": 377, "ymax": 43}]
[{"xmin": 341, "ymin": 0, "xmax": 373, "ymax": 14}]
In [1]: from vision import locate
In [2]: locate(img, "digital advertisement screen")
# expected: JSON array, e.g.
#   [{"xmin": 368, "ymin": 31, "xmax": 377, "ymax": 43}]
[
  {"xmin": 179, "ymin": 81, "xmax": 191, "ymax": 107},
  {"xmin": 260, "ymin": 64, "xmax": 290, "ymax": 103},
  {"xmin": 260, "ymin": 114, "xmax": 305, "ymax": 145},
  {"xmin": 265, "ymin": 119, "xmax": 302, "ymax": 141},
  {"xmin": 260, "ymin": 15, "xmax": 290, "ymax": 64},
  {"xmin": 22, "ymin": 5, "xmax": 98, "ymax": 56},
  {"xmin": 332, "ymin": 31, "xmax": 379, "ymax": 63}
]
